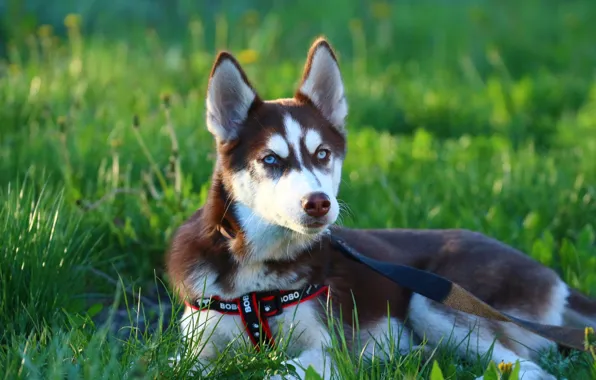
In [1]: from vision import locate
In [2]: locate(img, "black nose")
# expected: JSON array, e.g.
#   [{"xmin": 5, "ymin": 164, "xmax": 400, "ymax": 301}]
[{"xmin": 301, "ymin": 192, "xmax": 331, "ymax": 217}]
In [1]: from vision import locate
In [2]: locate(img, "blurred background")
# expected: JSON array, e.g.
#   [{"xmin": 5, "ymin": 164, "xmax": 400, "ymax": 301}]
[{"xmin": 3, "ymin": 0, "xmax": 596, "ymax": 142}]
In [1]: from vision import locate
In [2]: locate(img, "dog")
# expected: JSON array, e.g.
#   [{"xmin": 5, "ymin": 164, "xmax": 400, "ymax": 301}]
[{"xmin": 165, "ymin": 37, "xmax": 596, "ymax": 380}]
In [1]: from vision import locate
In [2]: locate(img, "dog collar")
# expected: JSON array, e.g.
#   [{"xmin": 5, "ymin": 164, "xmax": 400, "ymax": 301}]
[{"xmin": 186, "ymin": 284, "xmax": 329, "ymax": 350}]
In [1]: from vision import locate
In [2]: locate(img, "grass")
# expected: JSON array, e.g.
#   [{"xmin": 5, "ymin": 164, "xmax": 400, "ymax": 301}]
[{"xmin": 1, "ymin": 0, "xmax": 596, "ymax": 378}]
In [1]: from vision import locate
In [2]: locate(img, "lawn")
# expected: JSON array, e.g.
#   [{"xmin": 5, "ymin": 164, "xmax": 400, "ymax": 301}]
[{"xmin": 1, "ymin": 0, "xmax": 596, "ymax": 379}]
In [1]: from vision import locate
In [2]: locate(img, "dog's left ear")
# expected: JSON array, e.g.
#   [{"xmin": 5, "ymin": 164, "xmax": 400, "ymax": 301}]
[{"xmin": 297, "ymin": 37, "xmax": 348, "ymax": 133}]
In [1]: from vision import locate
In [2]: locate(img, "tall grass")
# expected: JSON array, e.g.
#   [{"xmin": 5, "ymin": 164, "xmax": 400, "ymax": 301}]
[{"xmin": 0, "ymin": 177, "xmax": 98, "ymax": 337}]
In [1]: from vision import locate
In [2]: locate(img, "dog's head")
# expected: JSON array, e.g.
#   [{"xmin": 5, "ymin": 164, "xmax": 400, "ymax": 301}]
[{"xmin": 205, "ymin": 37, "xmax": 347, "ymax": 238}]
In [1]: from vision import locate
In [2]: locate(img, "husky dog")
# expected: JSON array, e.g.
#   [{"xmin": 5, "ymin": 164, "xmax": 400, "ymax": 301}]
[{"xmin": 166, "ymin": 37, "xmax": 596, "ymax": 380}]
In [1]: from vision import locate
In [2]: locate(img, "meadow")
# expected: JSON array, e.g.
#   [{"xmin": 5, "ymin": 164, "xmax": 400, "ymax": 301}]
[{"xmin": 1, "ymin": 0, "xmax": 596, "ymax": 378}]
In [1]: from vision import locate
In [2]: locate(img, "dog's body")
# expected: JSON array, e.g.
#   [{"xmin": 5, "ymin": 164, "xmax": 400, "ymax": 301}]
[{"xmin": 166, "ymin": 38, "xmax": 596, "ymax": 380}]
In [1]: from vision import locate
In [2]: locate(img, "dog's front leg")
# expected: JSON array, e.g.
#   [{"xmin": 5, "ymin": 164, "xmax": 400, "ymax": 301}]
[
  {"xmin": 174, "ymin": 307, "xmax": 237, "ymax": 376},
  {"xmin": 269, "ymin": 347, "xmax": 332, "ymax": 380},
  {"xmin": 269, "ymin": 306, "xmax": 334, "ymax": 380},
  {"xmin": 282, "ymin": 347, "xmax": 332, "ymax": 380}
]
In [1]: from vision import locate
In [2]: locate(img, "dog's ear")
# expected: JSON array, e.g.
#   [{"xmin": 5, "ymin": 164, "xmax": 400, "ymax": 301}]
[
  {"xmin": 206, "ymin": 52, "xmax": 260, "ymax": 142},
  {"xmin": 297, "ymin": 37, "xmax": 347, "ymax": 133}
]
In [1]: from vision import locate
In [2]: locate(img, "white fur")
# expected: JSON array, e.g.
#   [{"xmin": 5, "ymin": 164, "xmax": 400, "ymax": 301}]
[
  {"xmin": 408, "ymin": 292, "xmax": 560, "ymax": 380},
  {"xmin": 331, "ymin": 160, "xmax": 343, "ymax": 195},
  {"xmin": 304, "ymin": 129, "xmax": 322, "ymax": 155},
  {"xmin": 232, "ymin": 202, "xmax": 319, "ymax": 263},
  {"xmin": 359, "ymin": 317, "xmax": 415, "ymax": 359},
  {"xmin": 230, "ymin": 114, "xmax": 341, "ymax": 239},
  {"xmin": 269, "ymin": 303, "xmax": 333, "ymax": 380},
  {"xmin": 299, "ymin": 46, "xmax": 347, "ymax": 130},
  {"xmin": 499, "ymin": 279, "xmax": 569, "ymax": 360},
  {"xmin": 206, "ymin": 59, "xmax": 256, "ymax": 141},
  {"xmin": 267, "ymin": 134, "xmax": 290, "ymax": 158},
  {"xmin": 284, "ymin": 115, "xmax": 305, "ymax": 164}
]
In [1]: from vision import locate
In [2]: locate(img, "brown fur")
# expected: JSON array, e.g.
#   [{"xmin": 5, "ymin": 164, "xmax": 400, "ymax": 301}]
[{"xmin": 167, "ymin": 213, "xmax": 580, "ymax": 338}]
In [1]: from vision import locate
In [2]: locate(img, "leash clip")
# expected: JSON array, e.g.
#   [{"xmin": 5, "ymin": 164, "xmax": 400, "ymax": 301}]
[{"xmin": 259, "ymin": 291, "xmax": 284, "ymax": 317}]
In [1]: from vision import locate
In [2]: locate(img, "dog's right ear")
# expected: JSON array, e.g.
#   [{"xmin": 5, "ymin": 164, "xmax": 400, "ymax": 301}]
[
  {"xmin": 297, "ymin": 37, "xmax": 347, "ymax": 133},
  {"xmin": 205, "ymin": 52, "xmax": 260, "ymax": 142}
]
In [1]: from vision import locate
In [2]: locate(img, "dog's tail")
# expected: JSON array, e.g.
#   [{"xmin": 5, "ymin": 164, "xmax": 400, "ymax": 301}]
[{"xmin": 564, "ymin": 287, "xmax": 596, "ymax": 329}]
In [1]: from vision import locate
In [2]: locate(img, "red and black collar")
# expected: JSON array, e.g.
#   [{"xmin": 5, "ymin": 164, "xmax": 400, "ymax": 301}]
[
  {"xmin": 196, "ymin": 222, "xmax": 330, "ymax": 350},
  {"xmin": 186, "ymin": 284, "xmax": 329, "ymax": 350}
]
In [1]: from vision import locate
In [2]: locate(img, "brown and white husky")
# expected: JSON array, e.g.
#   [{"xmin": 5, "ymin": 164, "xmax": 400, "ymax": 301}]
[{"xmin": 166, "ymin": 37, "xmax": 596, "ymax": 380}]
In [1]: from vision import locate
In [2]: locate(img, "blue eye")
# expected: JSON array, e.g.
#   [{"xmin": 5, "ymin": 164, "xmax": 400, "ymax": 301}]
[
  {"xmin": 316, "ymin": 149, "xmax": 330, "ymax": 160},
  {"xmin": 263, "ymin": 155, "xmax": 278, "ymax": 165}
]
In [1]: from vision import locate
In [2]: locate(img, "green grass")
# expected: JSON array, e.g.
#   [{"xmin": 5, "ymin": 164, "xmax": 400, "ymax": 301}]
[{"xmin": 1, "ymin": 0, "xmax": 596, "ymax": 378}]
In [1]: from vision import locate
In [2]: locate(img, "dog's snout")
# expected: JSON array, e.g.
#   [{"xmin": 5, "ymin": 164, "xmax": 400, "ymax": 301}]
[{"xmin": 301, "ymin": 192, "xmax": 331, "ymax": 217}]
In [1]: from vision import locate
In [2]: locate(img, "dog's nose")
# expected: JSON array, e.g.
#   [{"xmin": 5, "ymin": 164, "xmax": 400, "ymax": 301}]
[{"xmin": 301, "ymin": 192, "xmax": 331, "ymax": 217}]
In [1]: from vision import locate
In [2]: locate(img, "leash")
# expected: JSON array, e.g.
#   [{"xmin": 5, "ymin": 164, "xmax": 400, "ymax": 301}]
[
  {"xmin": 327, "ymin": 233, "xmax": 590, "ymax": 352},
  {"xmin": 207, "ymin": 222, "xmax": 590, "ymax": 352}
]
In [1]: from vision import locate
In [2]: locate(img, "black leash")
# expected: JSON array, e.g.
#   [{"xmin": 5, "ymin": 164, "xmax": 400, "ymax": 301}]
[{"xmin": 328, "ymin": 234, "xmax": 590, "ymax": 352}]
